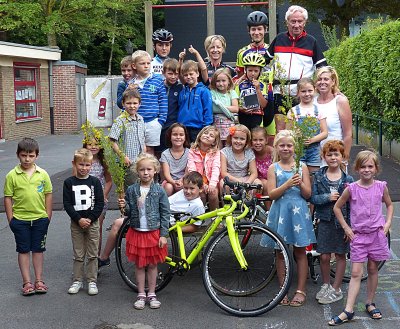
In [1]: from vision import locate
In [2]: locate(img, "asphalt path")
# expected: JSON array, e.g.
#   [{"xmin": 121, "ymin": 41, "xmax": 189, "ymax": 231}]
[{"xmin": 0, "ymin": 207, "xmax": 399, "ymax": 329}]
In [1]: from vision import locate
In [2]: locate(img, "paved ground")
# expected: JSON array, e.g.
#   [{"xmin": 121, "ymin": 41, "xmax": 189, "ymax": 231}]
[{"xmin": 0, "ymin": 134, "xmax": 399, "ymax": 213}]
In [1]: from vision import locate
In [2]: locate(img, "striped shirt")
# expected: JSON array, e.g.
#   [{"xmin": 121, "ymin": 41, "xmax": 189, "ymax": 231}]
[{"xmin": 136, "ymin": 73, "xmax": 168, "ymax": 125}]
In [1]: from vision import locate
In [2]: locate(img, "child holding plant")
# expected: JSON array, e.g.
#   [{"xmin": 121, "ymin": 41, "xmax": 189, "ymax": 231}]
[
  {"xmin": 286, "ymin": 78, "xmax": 328, "ymax": 174},
  {"xmin": 260, "ymin": 130, "xmax": 315, "ymax": 307}
]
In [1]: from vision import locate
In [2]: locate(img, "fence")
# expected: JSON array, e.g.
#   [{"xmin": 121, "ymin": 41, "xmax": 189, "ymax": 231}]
[{"xmin": 354, "ymin": 113, "xmax": 400, "ymax": 156}]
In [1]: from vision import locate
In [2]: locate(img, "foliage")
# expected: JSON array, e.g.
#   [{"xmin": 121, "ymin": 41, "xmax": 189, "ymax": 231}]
[
  {"xmin": 0, "ymin": 0, "xmax": 164, "ymax": 75},
  {"xmin": 325, "ymin": 20, "xmax": 400, "ymax": 141},
  {"xmin": 319, "ymin": 21, "xmax": 347, "ymax": 49},
  {"xmin": 279, "ymin": 0, "xmax": 400, "ymax": 36}
]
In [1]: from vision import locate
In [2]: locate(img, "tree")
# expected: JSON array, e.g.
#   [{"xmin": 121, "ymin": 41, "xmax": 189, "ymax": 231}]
[{"xmin": 284, "ymin": 0, "xmax": 400, "ymax": 35}]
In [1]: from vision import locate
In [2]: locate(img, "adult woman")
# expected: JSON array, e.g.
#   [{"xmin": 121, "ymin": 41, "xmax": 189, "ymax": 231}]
[
  {"xmin": 315, "ymin": 66, "xmax": 352, "ymax": 160},
  {"xmin": 203, "ymin": 35, "xmax": 235, "ymax": 84}
]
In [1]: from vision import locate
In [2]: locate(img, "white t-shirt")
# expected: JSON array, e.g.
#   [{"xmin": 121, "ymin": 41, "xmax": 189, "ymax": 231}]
[{"xmin": 168, "ymin": 190, "xmax": 205, "ymax": 226}]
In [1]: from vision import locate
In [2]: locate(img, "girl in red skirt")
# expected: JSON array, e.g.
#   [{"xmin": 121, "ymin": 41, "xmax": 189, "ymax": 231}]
[{"xmin": 118, "ymin": 153, "xmax": 170, "ymax": 309}]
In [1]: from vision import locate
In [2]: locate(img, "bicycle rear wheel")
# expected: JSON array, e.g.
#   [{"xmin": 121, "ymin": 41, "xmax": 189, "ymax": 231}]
[
  {"xmin": 115, "ymin": 219, "xmax": 178, "ymax": 292},
  {"xmin": 202, "ymin": 222, "xmax": 293, "ymax": 317},
  {"xmin": 330, "ymin": 232, "xmax": 391, "ymax": 283}
]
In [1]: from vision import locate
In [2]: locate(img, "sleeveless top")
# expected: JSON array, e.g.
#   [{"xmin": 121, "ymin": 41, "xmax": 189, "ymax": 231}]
[
  {"xmin": 314, "ymin": 95, "xmax": 341, "ymax": 147},
  {"xmin": 90, "ymin": 160, "xmax": 105, "ymax": 189}
]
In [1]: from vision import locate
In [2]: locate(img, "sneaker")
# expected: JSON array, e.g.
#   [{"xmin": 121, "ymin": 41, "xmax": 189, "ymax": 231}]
[
  {"xmin": 88, "ymin": 282, "xmax": 98, "ymax": 296},
  {"xmin": 147, "ymin": 295, "xmax": 161, "ymax": 309},
  {"xmin": 98, "ymin": 257, "xmax": 111, "ymax": 268},
  {"xmin": 68, "ymin": 281, "xmax": 83, "ymax": 294},
  {"xmin": 134, "ymin": 294, "xmax": 147, "ymax": 310},
  {"xmin": 316, "ymin": 283, "xmax": 330, "ymax": 300},
  {"xmin": 318, "ymin": 288, "xmax": 343, "ymax": 304}
]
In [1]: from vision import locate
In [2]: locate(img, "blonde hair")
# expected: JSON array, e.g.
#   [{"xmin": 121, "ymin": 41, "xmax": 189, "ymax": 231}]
[
  {"xmin": 226, "ymin": 124, "xmax": 251, "ymax": 148},
  {"xmin": 204, "ymin": 35, "xmax": 227, "ymax": 54},
  {"xmin": 272, "ymin": 130, "xmax": 295, "ymax": 162},
  {"xmin": 192, "ymin": 126, "xmax": 220, "ymax": 152},
  {"xmin": 131, "ymin": 50, "xmax": 151, "ymax": 64},
  {"xmin": 180, "ymin": 60, "xmax": 199, "ymax": 75},
  {"xmin": 315, "ymin": 66, "xmax": 340, "ymax": 95},
  {"xmin": 73, "ymin": 148, "xmax": 93, "ymax": 163},
  {"xmin": 134, "ymin": 153, "xmax": 161, "ymax": 175},
  {"xmin": 209, "ymin": 68, "xmax": 234, "ymax": 92},
  {"xmin": 353, "ymin": 150, "xmax": 381, "ymax": 174}
]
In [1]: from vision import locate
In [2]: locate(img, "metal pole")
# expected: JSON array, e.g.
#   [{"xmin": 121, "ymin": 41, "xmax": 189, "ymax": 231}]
[
  {"xmin": 378, "ymin": 120, "xmax": 383, "ymax": 156},
  {"xmin": 206, "ymin": 0, "xmax": 215, "ymax": 36},
  {"xmin": 145, "ymin": 1, "xmax": 153, "ymax": 57},
  {"xmin": 355, "ymin": 114, "xmax": 359, "ymax": 145},
  {"xmin": 268, "ymin": 0, "xmax": 277, "ymax": 42}
]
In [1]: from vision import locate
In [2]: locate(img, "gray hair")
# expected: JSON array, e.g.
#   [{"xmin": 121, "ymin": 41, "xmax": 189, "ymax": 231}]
[{"xmin": 285, "ymin": 5, "xmax": 308, "ymax": 21}]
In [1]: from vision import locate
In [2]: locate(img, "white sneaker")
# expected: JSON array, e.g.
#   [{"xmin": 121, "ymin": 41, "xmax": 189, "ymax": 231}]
[
  {"xmin": 68, "ymin": 281, "xmax": 83, "ymax": 294},
  {"xmin": 134, "ymin": 294, "xmax": 147, "ymax": 310},
  {"xmin": 318, "ymin": 287, "xmax": 343, "ymax": 304},
  {"xmin": 316, "ymin": 283, "xmax": 330, "ymax": 300},
  {"xmin": 88, "ymin": 282, "xmax": 98, "ymax": 295}
]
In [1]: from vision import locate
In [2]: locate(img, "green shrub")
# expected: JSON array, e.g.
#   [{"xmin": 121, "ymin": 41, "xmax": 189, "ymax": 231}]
[{"xmin": 325, "ymin": 20, "xmax": 400, "ymax": 141}]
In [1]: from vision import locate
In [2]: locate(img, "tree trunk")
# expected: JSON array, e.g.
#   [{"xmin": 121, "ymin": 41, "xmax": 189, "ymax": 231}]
[
  {"xmin": 107, "ymin": 11, "xmax": 117, "ymax": 75},
  {"xmin": 47, "ymin": 32, "xmax": 58, "ymax": 47}
]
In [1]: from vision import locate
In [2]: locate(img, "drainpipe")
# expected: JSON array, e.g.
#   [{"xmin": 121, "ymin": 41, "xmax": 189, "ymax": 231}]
[{"xmin": 49, "ymin": 60, "xmax": 54, "ymax": 134}]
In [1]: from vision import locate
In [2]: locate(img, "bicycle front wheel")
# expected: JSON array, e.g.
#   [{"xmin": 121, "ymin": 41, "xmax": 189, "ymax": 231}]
[
  {"xmin": 115, "ymin": 219, "xmax": 178, "ymax": 292},
  {"xmin": 202, "ymin": 222, "xmax": 293, "ymax": 317},
  {"xmin": 330, "ymin": 232, "xmax": 391, "ymax": 283}
]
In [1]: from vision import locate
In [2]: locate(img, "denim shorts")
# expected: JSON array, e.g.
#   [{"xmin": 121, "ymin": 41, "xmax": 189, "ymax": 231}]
[
  {"xmin": 9, "ymin": 217, "xmax": 50, "ymax": 253},
  {"xmin": 144, "ymin": 118, "xmax": 162, "ymax": 146},
  {"xmin": 300, "ymin": 143, "xmax": 321, "ymax": 167}
]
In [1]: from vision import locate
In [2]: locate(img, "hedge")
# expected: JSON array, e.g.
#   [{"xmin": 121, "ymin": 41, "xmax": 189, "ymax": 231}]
[{"xmin": 324, "ymin": 20, "xmax": 400, "ymax": 141}]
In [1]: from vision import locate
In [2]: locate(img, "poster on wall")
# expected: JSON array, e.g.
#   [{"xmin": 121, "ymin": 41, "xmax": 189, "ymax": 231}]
[{"xmin": 85, "ymin": 76, "xmax": 121, "ymax": 127}]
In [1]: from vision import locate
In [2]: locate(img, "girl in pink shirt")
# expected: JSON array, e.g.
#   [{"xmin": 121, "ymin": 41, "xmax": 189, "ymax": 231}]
[
  {"xmin": 330, "ymin": 150, "xmax": 393, "ymax": 325},
  {"xmin": 187, "ymin": 126, "xmax": 221, "ymax": 210}
]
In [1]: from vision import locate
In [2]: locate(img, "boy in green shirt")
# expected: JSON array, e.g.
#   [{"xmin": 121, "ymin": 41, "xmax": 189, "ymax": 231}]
[{"xmin": 4, "ymin": 138, "xmax": 53, "ymax": 296}]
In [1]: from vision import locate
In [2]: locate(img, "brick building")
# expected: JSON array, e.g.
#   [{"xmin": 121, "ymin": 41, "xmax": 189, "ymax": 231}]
[{"xmin": 0, "ymin": 42, "xmax": 87, "ymax": 141}]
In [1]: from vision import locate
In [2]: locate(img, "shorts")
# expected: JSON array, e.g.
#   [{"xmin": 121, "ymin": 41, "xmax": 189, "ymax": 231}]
[
  {"xmin": 300, "ymin": 143, "xmax": 321, "ymax": 167},
  {"xmin": 154, "ymin": 126, "xmax": 169, "ymax": 153},
  {"xmin": 124, "ymin": 165, "xmax": 138, "ymax": 190},
  {"xmin": 350, "ymin": 230, "xmax": 390, "ymax": 263},
  {"xmin": 9, "ymin": 217, "xmax": 50, "ymax": 253},
  {"xmin": 144, "ymin": 118, "xmax": 163, "ymax": 146}
]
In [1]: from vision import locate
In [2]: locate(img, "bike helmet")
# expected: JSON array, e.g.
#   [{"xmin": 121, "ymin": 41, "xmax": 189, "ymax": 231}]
[
  {"xmin": 152, "ymin": 28, "xmax": 174, "ymax": 43},
  {"xmin": 242, "ymin": 52, "xmax": 266, "ymax": 67},
  {"xmin": 247, "ymin": 11, "xmax": 268, "ymax": 27}
]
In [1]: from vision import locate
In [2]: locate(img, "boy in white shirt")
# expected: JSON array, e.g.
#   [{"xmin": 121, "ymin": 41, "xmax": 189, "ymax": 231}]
[{"xmin": 169, "ymin": 171, "xmax": 205, "ymax": 233}]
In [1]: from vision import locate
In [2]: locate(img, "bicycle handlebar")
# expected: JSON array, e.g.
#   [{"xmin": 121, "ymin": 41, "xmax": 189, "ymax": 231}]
[{"xmin": 223, "ymin": 176, "xmax": 262, "ymax": 191}]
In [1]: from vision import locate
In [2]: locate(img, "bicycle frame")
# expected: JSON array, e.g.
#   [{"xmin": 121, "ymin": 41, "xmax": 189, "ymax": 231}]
[{"xmin": 165, "ymin": 195, "xmax": 250, "ymax": 270}]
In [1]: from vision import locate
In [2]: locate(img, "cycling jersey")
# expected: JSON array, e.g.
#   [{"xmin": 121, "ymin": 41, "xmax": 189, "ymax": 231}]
[
  {"xmin": 151, "ymin": 54, "xmax": 168, "ymax": 75},
  {"xmin": 265, "ymin": 31, "xmax": 327, "ymax": 96},
  {"xmin": 236, "ymin": 43, "xmax": 268, "ymax": 75},
  {"xmin": 203, "ymin": 61, "xmax": 235, "ymax": 86}
]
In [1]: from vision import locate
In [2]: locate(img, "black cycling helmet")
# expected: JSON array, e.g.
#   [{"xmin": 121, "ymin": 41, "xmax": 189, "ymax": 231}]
[
  {"xmin": 242, "ymin": 52, "xmax": 266, "ymax": 67},
  {"xmin": 247, "ymin": 11, "xmax": 268, "ymax": 27},
  {"xmin": 152, "ymin": 28, "xmax": 174, "ymax": 43}
]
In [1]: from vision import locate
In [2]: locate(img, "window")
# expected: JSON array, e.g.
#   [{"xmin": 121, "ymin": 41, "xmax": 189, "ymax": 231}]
[{"xmin": 13, "ymin": 63, "xmax": 41, "ymax": 120}]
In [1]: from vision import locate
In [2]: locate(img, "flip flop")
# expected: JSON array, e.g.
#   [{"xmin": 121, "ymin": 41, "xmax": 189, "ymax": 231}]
[
  {"xmin": 289, "ymin": 290, "xmax": 306, "ymax": 307},
  {"xmin": 366, "ymin": 303, "xmax": 382, "ymax": 320}
]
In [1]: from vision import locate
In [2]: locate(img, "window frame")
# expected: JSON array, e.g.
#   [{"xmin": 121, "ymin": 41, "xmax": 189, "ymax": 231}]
[{"xmin": 13, "ymin": 62, "xmax": 42, "ymax": 121}]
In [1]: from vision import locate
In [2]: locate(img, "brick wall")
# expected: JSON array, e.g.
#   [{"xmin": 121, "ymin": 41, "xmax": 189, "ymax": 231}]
[
  {"xmin": 0, "ymin": 64, "xmax": 51, "ymax": 141},
  {"xmin": 53, "ymin": 64, "xmax": 78, "ymax": 134}
]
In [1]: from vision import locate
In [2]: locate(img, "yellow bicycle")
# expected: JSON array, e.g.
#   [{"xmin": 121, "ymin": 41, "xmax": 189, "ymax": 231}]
[{"xmin": 116, "ymin": 185, "xmax": 293, "ymax": 316}]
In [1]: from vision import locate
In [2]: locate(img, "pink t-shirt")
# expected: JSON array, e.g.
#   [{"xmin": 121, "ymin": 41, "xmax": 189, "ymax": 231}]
[{"xmin": 348, "ymin": 180, "xmax": 386, "ymax": 234}]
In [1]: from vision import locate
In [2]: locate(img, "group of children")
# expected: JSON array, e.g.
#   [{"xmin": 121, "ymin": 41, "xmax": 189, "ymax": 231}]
[{"xmin": 3, "ymin": 28, "xmax": 393, "ymax": 323}]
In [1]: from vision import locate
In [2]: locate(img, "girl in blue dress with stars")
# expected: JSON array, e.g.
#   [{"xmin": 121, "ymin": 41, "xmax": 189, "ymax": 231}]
[{"xmin": 261, "ymin": 130, "xmax": 316, "ymax": 307}]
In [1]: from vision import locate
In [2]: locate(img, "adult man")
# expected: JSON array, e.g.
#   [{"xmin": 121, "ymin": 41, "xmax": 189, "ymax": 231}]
[{"xmin": 265, "ymin": 5, "xmax": 327, "ymax": 126}]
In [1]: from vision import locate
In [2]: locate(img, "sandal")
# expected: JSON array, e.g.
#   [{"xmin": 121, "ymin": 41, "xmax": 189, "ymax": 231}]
[
  {"xmin": 22, "ymin": 282, "xmax": 35, "ymax": 296},
  {"xmin": 289, "ymin": 290, "xmax": 306, "ymax": 307},
  {"xmin": 366, "ymin": 303, "xmax": 382, "ymax": 320},
  {"xmin": 35, "ymin": 280, "xmax": 48, "ymax": 294},
  {"xmin": 328, "ymin": 309, "xmax": 355, "ymax": 326},
  {"xmin": 134, "ymin": 294, "xmax": 146, "ymax": 310},
  {"xmin": 280, "ymin": 295, "xmax": 290, "ymax": 306}
]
